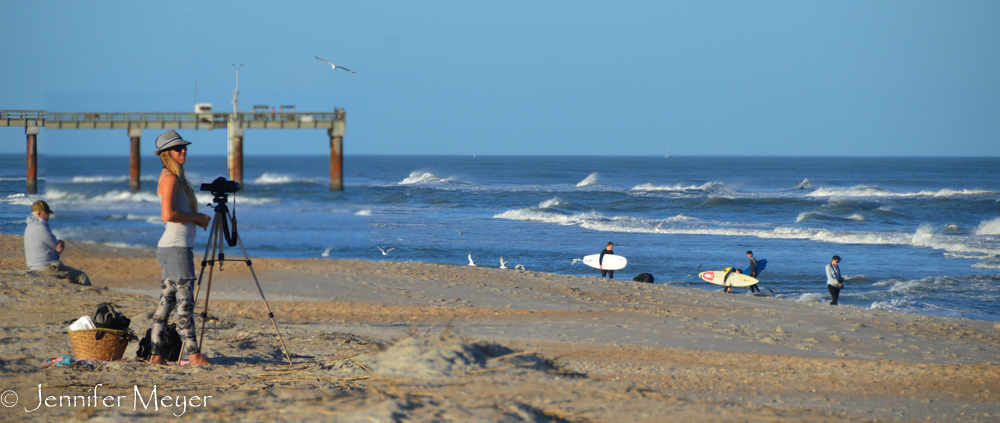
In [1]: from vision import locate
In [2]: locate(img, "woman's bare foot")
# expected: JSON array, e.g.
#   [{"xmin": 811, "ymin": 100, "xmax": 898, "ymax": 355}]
[
  {"xmin": 149, "ymin": 355, "xmax": 165, "ymax": 365},
  {"xmin": 188, "ymin": 352, "xmax": 212, "ymax": 365}
]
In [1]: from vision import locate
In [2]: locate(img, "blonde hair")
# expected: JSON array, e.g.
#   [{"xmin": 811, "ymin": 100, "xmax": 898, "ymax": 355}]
[{"xmin": 159, "ymin": 151, "xmax": 198, "ymax": 213}]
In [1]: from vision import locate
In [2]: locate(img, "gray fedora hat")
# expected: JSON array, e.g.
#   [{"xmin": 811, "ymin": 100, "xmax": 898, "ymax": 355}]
[{"xmin": 154, "ymin": 130, "xmax": 192, "ymax": 154}]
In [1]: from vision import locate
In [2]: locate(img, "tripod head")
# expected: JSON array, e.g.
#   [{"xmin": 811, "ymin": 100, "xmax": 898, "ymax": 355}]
[{"xmin": 200, "ymin": 177, "xmax": 241, "ymax": 211}]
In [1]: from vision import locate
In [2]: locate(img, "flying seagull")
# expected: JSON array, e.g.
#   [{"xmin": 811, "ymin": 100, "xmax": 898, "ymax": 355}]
[
  {"xmin": 315, "ymin": 56, "xmax": 356, "ymax": 74},
  {"xmin": 452, "ymin": 228, "xmax": 474, "ymax": 236},
  {"xmin": 500, "ymin": 256, "xmax": 508, "ymax": 269},
  {"xmin": 321, "ymin": 247, "xmax": 333, "ymax": 257},
  {"xmin": 376, "ymin": 246, "xmax": 396, "ymax": 256},
  {"xmin": 570, "ymin": 258, "xmax": 583, "ymax": 266},
  {"xmin": 685, "ymin": 265, "xmax": 703, "ymax": 278},
  {"xmin": 467, "ymin": 253, "xmax": 478, "ymax": 267}
]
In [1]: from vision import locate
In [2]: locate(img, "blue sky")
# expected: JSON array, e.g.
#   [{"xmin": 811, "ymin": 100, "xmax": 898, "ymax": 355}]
[{"xmin": 1, "ymin": 1, "xmax": 998, "ymax": 156}]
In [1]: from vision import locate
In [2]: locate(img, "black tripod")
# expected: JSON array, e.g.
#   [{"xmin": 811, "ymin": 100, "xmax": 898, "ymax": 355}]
[{"xmin": 190, "ymin": 191, "xmax": 292, "ymax": 364}]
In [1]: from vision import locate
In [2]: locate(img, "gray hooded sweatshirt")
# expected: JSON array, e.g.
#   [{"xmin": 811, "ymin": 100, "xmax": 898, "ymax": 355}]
[{"xmin": 24, "ymin": 215, "xmax": 59, "ymax": 270}]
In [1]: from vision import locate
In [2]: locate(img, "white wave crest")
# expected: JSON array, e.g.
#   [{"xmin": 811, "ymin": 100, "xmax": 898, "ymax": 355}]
[
  {"xmin": 2, "ymin": 193, "xmax": 37, "ymax": 206},
  {"xmin": 400, "ymin": 171, "xmax": 450, "ymax": 185},
  {"xmin": 972, "ymin": 261, "xmax": 1000, "ymax": 269},
  {"xmin": 539, "ymin": 198, "xmax": 563, "ymax": 208},
  {"xmin": 576, "ymin": 173, "xmax": 599, "ymax": 187},
  {"xmin": 495, "ymin": 207, "xmax": 1000, "ymax": 256},
  {"xmin": 631, "ymin": 181, "xmax": 727, "ymax": 192},
  {"xmin": 354, "ymin": 209, "xmax": 372, "ymax": 216},
  {"xmin": 253, "ymin": 173, "xmax": 319, "ymax": 185},
  {"xmin": 808, "ymin": 185, "xmax": 996, "ymax": 198},
  {"xmin": 72, "ymin": 175, "xmax": 128, "ymax": 183},
  {"xmin": 975, "ymin": 218, "xmax": 1000, "ymax": 236},
  {"xmin": 0, "ymin": 177, "xmax": 27, "ymax": 181}
]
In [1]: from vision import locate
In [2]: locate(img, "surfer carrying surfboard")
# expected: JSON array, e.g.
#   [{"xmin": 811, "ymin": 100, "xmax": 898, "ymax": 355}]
[
  {"xmin": 826, "ymin": 255, "xmax": 845, "ymax": 305},
  {"xmin": 599, "ymin": 242, "xmax": 615, "ymax": 279}
]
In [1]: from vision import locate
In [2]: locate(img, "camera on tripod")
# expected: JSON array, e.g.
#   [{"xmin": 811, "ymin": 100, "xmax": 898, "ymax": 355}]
[{"xmin": 200, "ymin": 177, "xmax": 241, "ymax": 196}]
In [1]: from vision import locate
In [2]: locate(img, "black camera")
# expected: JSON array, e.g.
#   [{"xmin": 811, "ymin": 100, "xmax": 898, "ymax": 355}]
[{"xmin": 200, "ymin": 177, "xmax": 241, "ymax": 195}]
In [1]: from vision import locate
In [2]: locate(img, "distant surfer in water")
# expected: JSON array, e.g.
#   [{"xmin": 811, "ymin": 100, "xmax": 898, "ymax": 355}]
[
  {"xmin": 746, "ymin": 250, "xmax": 760, "ymax": 293},
  {"xmin": 599, "ymin": 242, "xmax": 615, "ymax": 279},
  {"xmin": 826, "ymin": 255, "xmax": 845, "ymax": 305}
]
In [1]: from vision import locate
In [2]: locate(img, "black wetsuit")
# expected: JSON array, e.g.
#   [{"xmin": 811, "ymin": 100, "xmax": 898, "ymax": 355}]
[
  {"xmin": 748, "ymin": 257, "xmax": 760, "ymax": 293},
  {"xmin": 599, "ymin": 249, "xmax": 614, "ymax": 279}
]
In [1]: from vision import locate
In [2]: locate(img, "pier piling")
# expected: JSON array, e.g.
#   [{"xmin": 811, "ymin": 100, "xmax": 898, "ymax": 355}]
[
  {"xmin": 329, "ymin": 119, "xmax": 345, "ymax": 192},
  {"xmin": 230, "ymin": 128, "xmax": 244, "ymax": 185},
  {"xmin": 129, "ymin": 128, "xmax": 142, "ymax": 193},
  {"xmin": 25, "ymin": 126, "xmax": 38, "ymax": 194}
]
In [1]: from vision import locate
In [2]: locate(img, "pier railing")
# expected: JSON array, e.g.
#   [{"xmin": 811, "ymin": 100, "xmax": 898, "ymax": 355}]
[{"xmin": 0, "ymin": 110, "xmax": 343, "ymax": 130}]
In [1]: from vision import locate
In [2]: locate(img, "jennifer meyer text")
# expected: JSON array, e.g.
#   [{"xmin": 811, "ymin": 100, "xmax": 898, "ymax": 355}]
[{"xmin": 3, "ymin": 384, "xmax": 212, "ymax": 417}]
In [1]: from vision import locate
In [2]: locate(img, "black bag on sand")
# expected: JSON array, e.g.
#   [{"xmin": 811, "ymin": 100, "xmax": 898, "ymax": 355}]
[
  {"xmin": 136, "ymin": 324, "xmax": 183, "ymax": 362},
  {"xmin": 92, "ymin": 304, "xmax": 131, "ymax": 331},
  {"xmin": 633, "ymin": 273, "xmax": 654, "ymax": 283}
]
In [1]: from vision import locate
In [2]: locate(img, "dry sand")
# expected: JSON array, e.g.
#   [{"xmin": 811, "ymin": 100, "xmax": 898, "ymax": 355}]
[{"xmin": 1, "ymin": 233, "xmax": 999, "ymax": 422}]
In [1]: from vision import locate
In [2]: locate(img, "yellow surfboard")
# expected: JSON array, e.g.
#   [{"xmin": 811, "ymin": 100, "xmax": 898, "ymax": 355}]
[{"xmin": 699, "ymin": 268, "xmax": 760, "ymax": 287}]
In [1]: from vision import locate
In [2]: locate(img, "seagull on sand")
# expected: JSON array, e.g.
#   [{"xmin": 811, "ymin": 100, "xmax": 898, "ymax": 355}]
[
  {"xmin": 500, "ymin": 256, "xmax": 508, "ymax": 269},
  {"xmin": 467, "ymin": 253, "xmax": 478, "ymax": 267},
  {"xmin": 570, "ymin": 258, "xmax": 583, "ymax": 266},
  {"xmin": 314, "ymin": 56, "xmax": 356, "ymax": 74},
  {"xmin": 321, "ymin": 247, "xmax": 333, "ymax": 257},
  {"xmin": 376, "ymin": 246, "xmax": 396, "ymax": 256},
  {"xmin": 514, "ymin": 264, "xmax": 526, "ymax": 271}
]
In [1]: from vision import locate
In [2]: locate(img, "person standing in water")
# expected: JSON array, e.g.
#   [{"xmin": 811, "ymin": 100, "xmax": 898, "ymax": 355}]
[
  {"xmin": 826, "ymin": 255, "xmax": 845, "ymax": 305},
  {"xmin": 149, "ymin": 130, "xmax": 212, "ymax": 366},
  {"xmin": 599, "ymin": 242, "xmax": 615, "ymax": 279}
]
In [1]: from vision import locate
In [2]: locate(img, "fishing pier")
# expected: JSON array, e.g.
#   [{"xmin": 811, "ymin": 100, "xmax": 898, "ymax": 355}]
[{"xmin": 1, "ymin": 109, "xmax": 347, "ymax": 193}]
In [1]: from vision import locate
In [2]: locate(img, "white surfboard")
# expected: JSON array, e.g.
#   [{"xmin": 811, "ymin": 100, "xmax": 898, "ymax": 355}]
[
  {"xmin": 699, "ymin": 269, "xmax": 759, "ymax": 287},
  {"xmin": 582, "ymin": 254, "xmax": 627, "ymax": 271}
]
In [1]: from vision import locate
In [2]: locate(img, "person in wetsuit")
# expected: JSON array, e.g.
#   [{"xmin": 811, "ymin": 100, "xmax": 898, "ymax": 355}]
[
  {"xmin": 747, "ymin": 250, "xmax": 760, "ymax": 293},
  {"xmin": 599, "ymin": 242, "xmax": 615, "ymax": 279}
]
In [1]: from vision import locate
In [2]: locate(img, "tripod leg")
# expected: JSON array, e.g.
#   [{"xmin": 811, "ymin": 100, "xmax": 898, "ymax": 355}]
[
  {"xmin": 234, "ymin": 235, "xmax": 294, "ymax": 365},
  {"xmin": 193, "ymin": 214, "xmax": 222, "ymax": 304},
  {"xmin": 197, "ymin": 211, "xmax": 228, "ymax": 350}
]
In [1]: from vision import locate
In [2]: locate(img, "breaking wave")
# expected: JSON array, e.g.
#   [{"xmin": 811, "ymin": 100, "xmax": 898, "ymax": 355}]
[
  {"xmin": 400, "ymin": 171, "xmax": 453, "ymax": 185},
  {"xmin": 795, "ymin": 212, "xmax": 867, "ymax": 223},
  {"xmin": 975, "ymin": 218, "xmax": 1000, "ymax": 236},
  {"xmin": 253, "ymin": 173, "xmax": 321, "ymax": 185},
  {"xmin": 631, "ymin": 181, "xmax": 727, "ymax": 192},
  {"xmin": 1, "ymin": 193, "xmax": 37, "ymax": 206},
  {"xmin": 494, "ymin": 207, "xmax": 1000, "ymax": 255},
  {"xmin": 576, "ymin": 173, "xmax": 599, "ymax": 187},
  {"xmin": 41, "ymin": 189, "xmax": 276, "ymax": 206},
  {"xmin": 808, "ymin": 185, "xmax": 995, "ymax": 198}
]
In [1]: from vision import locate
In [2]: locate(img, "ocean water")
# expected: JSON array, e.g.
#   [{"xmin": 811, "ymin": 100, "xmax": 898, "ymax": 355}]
[{"xmin": 2, "ymin": 154, "xmax": 998, "ymax": 321}]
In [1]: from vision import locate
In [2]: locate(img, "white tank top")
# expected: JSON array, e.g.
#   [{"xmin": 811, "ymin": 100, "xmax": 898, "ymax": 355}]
[{"xmin": 157, "ymin": 172, "xmax": 197, "ymax": 248}]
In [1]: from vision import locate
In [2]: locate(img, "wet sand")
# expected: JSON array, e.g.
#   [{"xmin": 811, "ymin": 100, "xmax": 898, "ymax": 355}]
[{"xmin": 1, "ymin": 233, "xmax": 998, "ymax": 422}]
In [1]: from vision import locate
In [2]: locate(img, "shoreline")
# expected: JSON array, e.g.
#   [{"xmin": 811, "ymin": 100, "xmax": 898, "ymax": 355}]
[{"xmin": 1, "ymin": 234, "xmax": 999, "ymax": 421}]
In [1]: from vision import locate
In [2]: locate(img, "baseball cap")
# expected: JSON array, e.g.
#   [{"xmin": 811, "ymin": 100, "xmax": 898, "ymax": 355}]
[
  {"xmin": 154, "ymin": 130, "xmax": 192, "ymax": 154},
  {"xmin": 31, "ymin": 200, "xmax": 52, "ymax": 214}
]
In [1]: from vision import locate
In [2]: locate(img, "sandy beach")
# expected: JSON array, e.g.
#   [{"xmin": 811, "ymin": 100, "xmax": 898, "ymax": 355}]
[{"xmin": 1, "ymin": 233, "xmax": 998, "ymax": 422}]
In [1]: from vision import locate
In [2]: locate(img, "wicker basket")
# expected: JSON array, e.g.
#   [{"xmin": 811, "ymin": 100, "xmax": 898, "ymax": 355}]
[{"xmin": 68, "ymin": 329, "xmax": 131, "ymax": 361}]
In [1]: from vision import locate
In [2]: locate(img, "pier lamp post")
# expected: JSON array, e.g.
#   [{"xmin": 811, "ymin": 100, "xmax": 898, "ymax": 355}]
[{"xmin": 228, "ymin": 64, "xmax": 244, "ymax": 185}]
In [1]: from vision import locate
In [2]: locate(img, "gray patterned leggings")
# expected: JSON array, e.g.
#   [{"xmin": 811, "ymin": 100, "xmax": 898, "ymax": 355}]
[{"xmin": 152, "ymin": 247, "xmax": 199, "ymax": 357}]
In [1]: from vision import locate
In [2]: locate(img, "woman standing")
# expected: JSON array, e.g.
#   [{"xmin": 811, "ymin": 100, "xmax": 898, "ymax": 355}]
[{"xmin": 149, "ymin": 130, "xmax": 212, "ymax": 365}]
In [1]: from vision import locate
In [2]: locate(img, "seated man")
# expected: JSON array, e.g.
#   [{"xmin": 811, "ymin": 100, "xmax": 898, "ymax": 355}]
[{"xmin": 24, "ymin": 200, "xmax": 91, "ymax": 286}]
